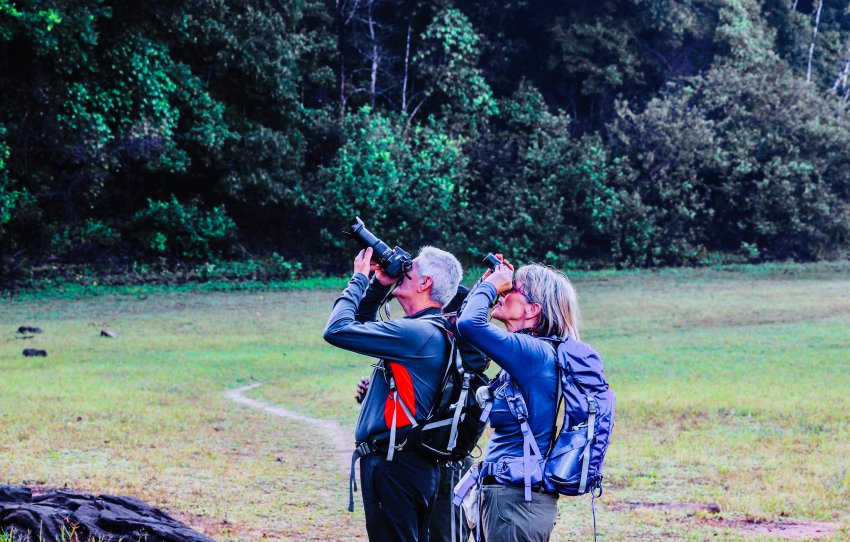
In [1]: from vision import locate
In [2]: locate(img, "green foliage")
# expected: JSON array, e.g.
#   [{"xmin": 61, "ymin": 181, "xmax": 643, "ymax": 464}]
[
  {"xmin": 595, "ymin": 52, "xmax": 850, "ymax": 264},
  {"xmin": 197, "ymin": 253, "xmax": 303, "ymax": 282},
  {"xmin": 557, "ymin": 134, "xmax": 646, "ymax": 266},
  {"xmin": 549, "ymin": 15, "xmax": 646, "ymax": 97},
  {"xmin": 173, "ymin": 0, "xmax": 304, "ymax": 117},
  {"xmin": 220, "ymin": 120, "xmax": 305, "ymax": 205},
  {"xmin": 714, "ymin": 0, "xmax": 779, "ymax": 69},
  {"xmin": 696, "ymin": 60, "xmax": 850, "ymax": 260},
  {"xmin": 0, "ymin": 124, "xmax": 28, "ymax": 274},
  {"xmin": 460, "ymin": 83, "xmax": 575, "ymax": 265},
  {"xmin": 130, "ymin": 196, "xmax": 238, "ymax": 262},
  {"xmin": 315, "ymin": 106, "xmax": 467, "ymax": 253},
  {"xmin": 2, "ymin": 0, "xmax": 850, "ymax": 279},
  {"xmin": 605, "ymin": 89, "xmax": 719, "ymax": 265},
  {"xmin": 415, "ymin": 8, "xmax": 498, "ymax": 132},
  {"xmin": 163, "ymin": 0, "xmax": 312, "ymax": 243},
  {"xmin": 0, "ymin": 125, "xmax": 13, "ymax": 227},
  {"xmin": 50, "ymin": 218, "xmax": 121, "ymax": 259}
]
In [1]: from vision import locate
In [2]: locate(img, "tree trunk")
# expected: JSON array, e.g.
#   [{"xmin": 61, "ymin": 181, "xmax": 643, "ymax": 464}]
[
  {"xmin": 402, "ymin": 21, "xmax": 412, "ymax": 114},
  {"xmin": 336, "ymin": 0, "xmax": 348, "ymax": 120},
  {"xmin": 833, "ymin": 3, "xmax": 850, "ymax": 93},
  {"xmin": 368, "ymin": 1, "xmax": 378, "ymax": 108},
  {"xmin": 806, "ymin": 0, "xmax": 823, "ymax": 84},
  {"xmin": 832, "ymin": 42, "xmax": 850, "ymax": 93}
]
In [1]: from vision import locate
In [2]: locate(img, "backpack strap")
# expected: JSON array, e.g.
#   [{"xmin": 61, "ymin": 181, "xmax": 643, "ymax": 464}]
[
  {"xmin": 384, "ymin": 361, "xmax": 418, "ymax": 461},
  {"xmin": 550, "ymin": 337, "xmax": 599, "ymax": 494},
  {"xmin": 386, "ymin": 314, "xmax": 453, "ymax": 461},
  {"xmin": 451, "ymin": 460, "xmax": 494, "ymax": 542},
  {"xmin": 502, "ymin": 376, "xmax": 544, "ymax": 502},
  {"xmin": 446, "ymin": 345, "xmax": 469, "ymax": 452},
  {"xmin": 477, "ymin": 374, "xmax": 507, "ymax": 424},
  {"xmin": 579, "ymin": 395, "xmax": 597, "ymax": 494},
  {"xmin": 415, "ymin": 314, "xmax": 472, "ymax": 456},
  {"xmin": 348, "ymin": 441, "xmax": 372, "ymax": 511},
  {"xmin": 542, "ymin": 338, "xmax": 566, "ymax": 457}
]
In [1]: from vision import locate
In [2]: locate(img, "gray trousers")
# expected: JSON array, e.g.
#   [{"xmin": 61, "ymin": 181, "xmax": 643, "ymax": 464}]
[{"xmin": 480, "ymin": 485, "xmax": 558, "ymax": 542}]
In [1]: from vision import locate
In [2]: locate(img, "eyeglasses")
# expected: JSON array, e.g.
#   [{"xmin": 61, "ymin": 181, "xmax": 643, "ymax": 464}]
[{"xmin": 509, "ymin": 280, "xmax": 534, "ymax": 303}]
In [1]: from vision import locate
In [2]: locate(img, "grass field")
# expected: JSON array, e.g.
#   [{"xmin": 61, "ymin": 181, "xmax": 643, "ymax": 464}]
[{"xmin": 1, "ymin": 263, "xmax": 849, "ymax": 541}]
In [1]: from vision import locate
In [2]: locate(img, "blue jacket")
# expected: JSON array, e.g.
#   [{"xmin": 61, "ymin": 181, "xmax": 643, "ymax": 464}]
[{"xmin": 456, "ymin": 281, "xmax": 558, "ymax": 462}]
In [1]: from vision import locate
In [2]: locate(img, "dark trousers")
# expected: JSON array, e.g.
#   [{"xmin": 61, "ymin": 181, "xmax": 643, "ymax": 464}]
[
  {"xmin": 360, "ymin": 450, "xmax": 440, "ymax": 542},
  {"xmin": 429, "ymin": 458, "xmax": 473, "ymax": 542}
]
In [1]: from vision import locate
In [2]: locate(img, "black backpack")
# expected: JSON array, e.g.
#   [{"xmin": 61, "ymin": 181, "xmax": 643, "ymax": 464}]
[
  {"xmin": 406, "ymin": 316, "xmax": 489, "ymax": 461},
  {"xmin": 348, "ymin": 314, "xmax": 489, "ymax": 513}
]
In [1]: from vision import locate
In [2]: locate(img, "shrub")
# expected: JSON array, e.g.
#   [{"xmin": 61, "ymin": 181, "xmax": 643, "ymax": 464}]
[
  {"xmin": 129, "ymin": 196, "xmax": 238, "ymax": 262},
  {"xmin": 312, "ymin": 107, "xmax": 468, "ymax": 261}
]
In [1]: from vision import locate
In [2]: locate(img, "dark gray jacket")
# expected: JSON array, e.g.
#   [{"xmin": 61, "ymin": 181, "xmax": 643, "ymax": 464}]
[{"xmin": 323, "ymin": 273, "xmax": 450, "ymax": 443}]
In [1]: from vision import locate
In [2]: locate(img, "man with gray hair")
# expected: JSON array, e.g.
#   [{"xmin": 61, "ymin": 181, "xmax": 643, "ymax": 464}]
[{"xmin": 324, "ymin": 245, "xmax": 463, "ymax": 542}]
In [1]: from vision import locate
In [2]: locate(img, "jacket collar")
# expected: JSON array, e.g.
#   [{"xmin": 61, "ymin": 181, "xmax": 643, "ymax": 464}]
[{"xmin": 406, "ymin": 306, "xmax": 443, "ymax": 319}]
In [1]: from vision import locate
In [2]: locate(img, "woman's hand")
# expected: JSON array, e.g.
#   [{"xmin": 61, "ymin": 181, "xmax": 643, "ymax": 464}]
[
  {"xmin": 482, "ymin": 253, "xmax": 514, "ymax": 282},
  {"xmin": 485, "ymin": 262, "xmax": 514, "ymax": 295}
]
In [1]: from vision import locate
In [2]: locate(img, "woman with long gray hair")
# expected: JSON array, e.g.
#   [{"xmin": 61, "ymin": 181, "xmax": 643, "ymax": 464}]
[{"xmin": 456, "ymin": 257, "xmax": 582, "ymax": 542}]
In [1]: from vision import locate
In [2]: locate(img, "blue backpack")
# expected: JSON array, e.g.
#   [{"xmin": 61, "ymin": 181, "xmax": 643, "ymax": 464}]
[
  {"xmin": 455, "ymin": 336, "xmax": 615, "ymax": 506},
  {"xmin": 541, "ymin": 337, "xmax": 615, "ymax": 496}
]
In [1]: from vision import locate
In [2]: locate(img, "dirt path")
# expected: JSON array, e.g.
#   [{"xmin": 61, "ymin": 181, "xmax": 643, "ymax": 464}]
[{"xmin": 224, "ymin": 383, "xmax": 352, "ymax": 468}]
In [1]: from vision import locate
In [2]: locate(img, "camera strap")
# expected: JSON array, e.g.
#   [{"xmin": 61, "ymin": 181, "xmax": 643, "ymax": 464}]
[{"xmin": 378, "ymin": 275, "xmax": 403, "ymax": 321}]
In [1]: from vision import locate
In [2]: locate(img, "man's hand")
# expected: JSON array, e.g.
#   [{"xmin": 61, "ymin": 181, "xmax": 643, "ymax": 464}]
[
  {"xmin": 354, "ymin": 247, "xmax": 398, "ymax": 286},
  {"xmin": 354, "ymin": 247, "xmax": 373, "ymax": 277},
  {"xmin": 355, "ymin": 377, "xmax": 370, "ymax": 404},
  {"xmin": 373, "ymin": 266, "xmax": 398, "ymax": 287}
]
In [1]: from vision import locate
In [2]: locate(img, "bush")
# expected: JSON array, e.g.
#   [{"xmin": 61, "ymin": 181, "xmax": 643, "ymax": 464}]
[
  {"xmin": 312, "ymin": 107, "xmax": 468, "ymax": 262},
  {"xmin": 459, "ymin": 83, "xmax": 575, "ymax": 266},
  {"xmin": 50, "ymin": 219, "xmax": 122, "ymax": 258},
  {"xmin": 604, "ymin": 88, "xmax": 718, "ymax": 266},
  {"xmin": 696, "ymin": 61, "xmax": 850, "ymax": 260},
  {"xmin": 129, "ymin": 196, "xmax": 238, "ymax": 262},
  {"xmin": 196, "ymin": 253, "xmax": 302, "ymax": 282}
]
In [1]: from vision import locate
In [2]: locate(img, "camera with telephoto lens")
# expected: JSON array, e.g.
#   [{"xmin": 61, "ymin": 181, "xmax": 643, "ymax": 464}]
[{"xmin": 346, "ymin": 217, "xmax": 413, "ymax": 279}]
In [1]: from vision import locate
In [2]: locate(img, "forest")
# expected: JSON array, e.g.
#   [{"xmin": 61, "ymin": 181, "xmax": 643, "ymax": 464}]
[{"xmin": 1, "ymin": 0, "xmax": 849, "ymax": 281}]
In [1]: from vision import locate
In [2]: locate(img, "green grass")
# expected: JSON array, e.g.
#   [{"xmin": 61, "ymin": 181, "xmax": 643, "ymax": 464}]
[{"xmin": 1, "ymin": 262, "xmax": 849, "ymax": 541}]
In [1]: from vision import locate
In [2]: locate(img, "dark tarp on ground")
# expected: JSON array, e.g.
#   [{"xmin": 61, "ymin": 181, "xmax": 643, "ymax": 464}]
[{"xmin": 0, "ymin": 485, "xmax": 216, "ymax": 542}]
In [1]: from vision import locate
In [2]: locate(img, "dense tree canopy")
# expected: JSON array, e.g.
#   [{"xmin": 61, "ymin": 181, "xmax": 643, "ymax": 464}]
[{"xmin": 1, "ymin": 0, "xmax": 849, "ymax": 280}]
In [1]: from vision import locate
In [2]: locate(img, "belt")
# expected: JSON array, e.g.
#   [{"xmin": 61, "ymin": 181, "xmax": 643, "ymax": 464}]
[
  {"xmin": 480, "ymin": 476, "xmax": 558, "ymax": 496},
  {"xmin": 349, "ymin": 429, "xmax": 418, "ymax": 512},
  {"xmin": 358, "ymin": 427, "xmax": 412, "ymax": 452}
]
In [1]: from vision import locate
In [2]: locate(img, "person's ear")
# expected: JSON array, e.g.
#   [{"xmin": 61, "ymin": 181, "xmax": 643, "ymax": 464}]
[
  {"xmin": 527, "ymin": 302, "xmax": 542, "ymax": 320},
  {"xmin": 420, "ymin": 276, "xmax": 433, "ymax": 293}
]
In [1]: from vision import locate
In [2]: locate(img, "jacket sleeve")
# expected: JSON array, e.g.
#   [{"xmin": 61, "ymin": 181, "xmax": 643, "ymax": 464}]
[
  {"xmin": 456, "ymin": 281, "xmax": 552, "ymax": 379},
  {"xmin": 355, "ymin": 276, "xmax": 394, "ymax": 323},
  {"xmin": 323, "ymin": 273, "xmax": 424, "ymax": 360}
]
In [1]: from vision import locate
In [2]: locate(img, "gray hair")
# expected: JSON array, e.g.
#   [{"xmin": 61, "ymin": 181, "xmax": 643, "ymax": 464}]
[
  {"xmin": 417, "ymin": 246, "xmax": 463, "ymax": 308},
  {"xmin": 515, "ymin": 263, "xmax": 581, "ymax": 341}
]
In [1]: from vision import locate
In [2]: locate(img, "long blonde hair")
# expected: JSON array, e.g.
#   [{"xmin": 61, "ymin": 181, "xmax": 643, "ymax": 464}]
[{"xmin": 514, "ymin": 263, "xmax": 581, "ymax": 341}]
